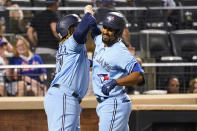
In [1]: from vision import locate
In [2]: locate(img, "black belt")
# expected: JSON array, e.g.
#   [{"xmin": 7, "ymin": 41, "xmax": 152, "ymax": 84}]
[
  {"xmin": 96, "ymin": 96, "xmax": 108, "ymax": 103},
  {"xmin": 53, "ymin": 84, "xmax": 81, "ymax": 104},
  {"xmin": 96, "ymin": 89, "xmax": 126, "ymax": 103}
]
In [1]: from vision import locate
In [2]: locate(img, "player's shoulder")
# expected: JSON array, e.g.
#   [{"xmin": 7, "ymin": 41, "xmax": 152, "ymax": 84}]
[
  {"xmin": 114, "ymin": 41, "xmax": 133, "ymax": 56},
  {"xmin": 94, "ymin": 35, "xmax": 104, "ymax": 48},
  {"xmin": 63, "ymin": 35, "xmax": 75, "ymax": 45},
  {"xmin": 114, "ymin": 40, "xmax": 128, "ymax": 50},
  {"xmin": 95, "ymin": 34, "xmax": 102, "ymax": 39},
  {"xmin": 61, "ymin": 35, "xmax": 83, "ymax": 50},
  {"xmin": 94, "ymin": 34, "xmax": 102, "ymax": 43}
]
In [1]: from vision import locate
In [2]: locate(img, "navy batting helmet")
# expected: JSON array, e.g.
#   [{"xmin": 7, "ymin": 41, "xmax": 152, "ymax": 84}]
[
  {"xmin": 56, "ymin": 14, "xmax": 81, "ymax": 39},
  {"xmin": 102, "ymin": 12, "xmax": 126, "ymax": 37}
]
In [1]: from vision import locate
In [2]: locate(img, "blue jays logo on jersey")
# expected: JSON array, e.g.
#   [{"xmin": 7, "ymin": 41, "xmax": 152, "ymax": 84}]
[
  {"xmin": 107, "ymin": 16, "xmax": 114, "ymax": 23},
  {"xmin": 97, "ymin": 74, "xmax": 109, "ymax": 83}
]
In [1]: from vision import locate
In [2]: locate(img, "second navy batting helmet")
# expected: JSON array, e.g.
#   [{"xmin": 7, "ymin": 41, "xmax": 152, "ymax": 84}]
[
  {"xmin": 102, "ymin": 12, "xmax": 126, "ymax": 37},
  {"xmin": 56, "ymin": 14, "xmax": 81, "ymax": 39}
]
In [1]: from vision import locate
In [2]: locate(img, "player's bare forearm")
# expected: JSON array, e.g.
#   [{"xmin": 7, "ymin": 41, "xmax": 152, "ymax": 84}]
[
  {"xmin": 116, "ymin": 72, "xmax": 144, "ymax": 87},
  {"xmin": 50, "ymin": 22, "xmax": 60, "ymax": 40}
]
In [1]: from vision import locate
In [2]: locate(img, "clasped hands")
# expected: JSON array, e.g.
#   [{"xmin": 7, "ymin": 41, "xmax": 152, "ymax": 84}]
[{"xmin": 84, "ymin": 5, "xmax": 94, "ymax": 16}]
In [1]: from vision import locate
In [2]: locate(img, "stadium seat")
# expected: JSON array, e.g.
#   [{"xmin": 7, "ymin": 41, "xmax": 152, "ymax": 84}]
[
  {"xmin": 156, "ymin": 56, "xmax": 187, "ymax": 92},
  {"xmin": 139, "ymin": 29, "xmax": 172, "ymax": 60},
  {"xmin": 130, "ymin": 32, "xmax": 140, "ymax": 51},
  {"xmin": 170, "ymin": 29, "xmax": 197, "ymax": 61},
  {"xmin": 139, "ymin": 29, "xmax": 188, "ymax": 91},
  {"xmin": 133, "ymin": 0, "xmax": 168, "ymax": 30},
  {"xmin": 167, "ymin": 29, "xmax": 197, "ymax": 91}
]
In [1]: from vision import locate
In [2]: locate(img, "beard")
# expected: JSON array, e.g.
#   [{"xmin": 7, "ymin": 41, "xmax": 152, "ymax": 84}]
[{"xmin": 102, "ymin": 34, "xmax": 117, "ymax": 47}]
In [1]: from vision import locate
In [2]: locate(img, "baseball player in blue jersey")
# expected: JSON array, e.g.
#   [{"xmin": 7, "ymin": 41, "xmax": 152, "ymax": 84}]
[
  {"xmin": 44, "ymin": 5, "xmax": 95, "ymax": 131},
  {"xmin": 90, "ymin": 10, "xmax": 145, "ymax": 131}
]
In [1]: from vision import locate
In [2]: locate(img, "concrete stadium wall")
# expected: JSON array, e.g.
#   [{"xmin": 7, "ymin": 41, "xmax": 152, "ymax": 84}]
[{"xmin": 0, "ymin": 94, "xmax": 197, "ymax": 131}]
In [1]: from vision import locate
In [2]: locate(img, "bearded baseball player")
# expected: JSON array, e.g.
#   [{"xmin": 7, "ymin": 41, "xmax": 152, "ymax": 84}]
[
  {"xmin": 90, "ymin": 10, "xmax": 145, "ymax": 131},
  {"xmin": 44, "ymin": 5, "xmax": 96, "ymax": 131}
]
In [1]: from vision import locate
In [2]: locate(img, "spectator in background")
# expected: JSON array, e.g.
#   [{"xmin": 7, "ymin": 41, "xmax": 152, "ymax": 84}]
[
  {"xmin": 4, "ymin": 0, "xmax": 25, "ymax": 33},
  {"xmin": 165, "ymin": 75, "xmax": 180, "ymax": 93},
  {"xmin": 7, "ymin": 36, "xmax": 47, "ymax": 96},
  {"xmin": 27, "ymin": 0, "xmax": 60, "ymax": 56},
  {"xmin": 188, "ymin": 78, "xmax": 197, "ymax": 93},
  {"xmin": 162, "ymin": 0, "xmax": 179, "ymax": 29},
  {"xmin": 0, "ymin": 23, "xmax": 13, "ymax": 57},
  {"xmin": 0, "ymin": 40, "xmax": 9, "ymax": 96},
  {"xmin": 162, "ymin": 0, "xmax": 176, "ymax": 15}
]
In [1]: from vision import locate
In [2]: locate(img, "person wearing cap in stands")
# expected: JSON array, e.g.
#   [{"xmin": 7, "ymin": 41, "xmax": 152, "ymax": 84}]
[{"xmin": 27, "ymin": 0, "xmax": 60, "ymax": 56}]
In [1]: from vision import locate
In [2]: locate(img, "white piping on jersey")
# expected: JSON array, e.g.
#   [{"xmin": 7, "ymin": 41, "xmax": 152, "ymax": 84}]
[
  {"xmin": 109, "ymin": 98, "xmax": 117, "ymax": 131},
  {"xmin": 61, "ymin": 93, "xmax": 66, "ymax": 131}
]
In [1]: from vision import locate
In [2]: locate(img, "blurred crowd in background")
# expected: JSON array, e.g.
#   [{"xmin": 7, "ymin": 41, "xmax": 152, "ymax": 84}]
[{"xmin": 0, "ymin": 0, "xmax": 197, "ymax": 96}]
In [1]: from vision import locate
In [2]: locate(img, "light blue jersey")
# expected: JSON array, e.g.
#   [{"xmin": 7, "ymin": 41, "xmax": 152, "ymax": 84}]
[
  {"xmin": 91, "ymin": 12, "xmax": 145, "ymax": 131},
  {"xmin": 44, "ymin": 35, "xmax": 89, "ymax": 131},
  {"xmin": 51, "ymin": 35, "xmax": 89, "ymax": 99},
  {"xmin": 92, "ymin": 35, "xmax": 137, "ymax": 97},
  {"xmin": 44, "ymin": 13, "xmax": 95, "ymax": 131}
]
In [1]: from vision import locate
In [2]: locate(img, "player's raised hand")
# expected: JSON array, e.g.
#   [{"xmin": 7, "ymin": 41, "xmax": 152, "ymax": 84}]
[
  {"xmin": 84, "ymin": 5, "xmax": 94, "ymax": 16},
  {"xmin": 102, "ymin": 79, "xmax": 117, "ymax": 96}
]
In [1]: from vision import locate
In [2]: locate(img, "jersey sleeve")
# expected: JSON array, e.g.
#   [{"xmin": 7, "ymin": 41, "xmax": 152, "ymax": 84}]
[
  {"xmin": 123, "ymin": 57, "xmax": 137, "ymax": 73},
  {"xmin": 73, "ymin": 13, "xmax": 92, "ymax": 44},
  {"xmin": 131, "ymin": 62, "xmax": 144, "ymax": 74},
  {"xmin": 115, "ymin": 45, "xmax": 140, "ymax": 74},
  {"xmin": 91, "ymin": 25, "xmax": 101, "ymax": 40}
]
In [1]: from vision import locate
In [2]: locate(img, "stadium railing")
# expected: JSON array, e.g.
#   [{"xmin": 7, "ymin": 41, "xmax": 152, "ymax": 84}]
[{"xmin": 0, "ymin": 62, "xmax": 197, "ymax": 96}]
